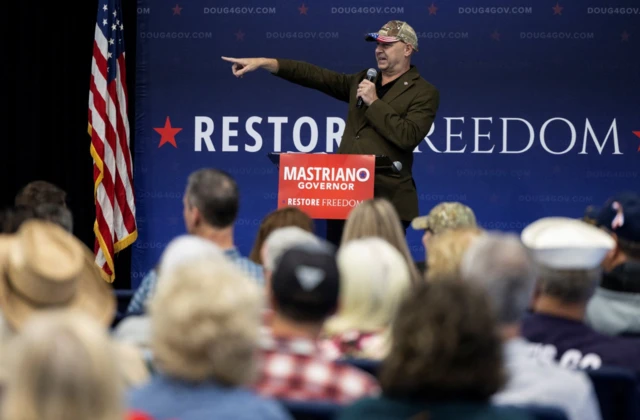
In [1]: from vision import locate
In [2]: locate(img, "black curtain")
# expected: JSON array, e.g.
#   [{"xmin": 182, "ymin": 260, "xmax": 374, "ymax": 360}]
[{"xmin": 2, "ymin": 0, "xmax": 138, "ymax": 289}]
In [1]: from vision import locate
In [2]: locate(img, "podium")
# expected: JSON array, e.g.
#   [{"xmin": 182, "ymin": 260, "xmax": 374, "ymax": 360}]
[{"xmin": 268, "ymin": 152, "xmax": 399, "ymax": 220}]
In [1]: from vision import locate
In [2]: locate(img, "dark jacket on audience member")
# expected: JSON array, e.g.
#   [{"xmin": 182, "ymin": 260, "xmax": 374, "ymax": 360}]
[
  {"xmin": 522, "ymin": 312, "xmax": 640, "ymax": 374},
  {"xmin": 337, "ymin": 396, "xmax": 534, "ymax": 420}
]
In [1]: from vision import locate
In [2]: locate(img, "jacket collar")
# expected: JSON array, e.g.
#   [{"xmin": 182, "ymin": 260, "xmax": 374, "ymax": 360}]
[
  {"xmin": 355, "ymin": 66, "xmax": 419, "ymax": 134},
  {"xmin": 378, "ymin": 65, "xmax": 420, "ymax": 104}
]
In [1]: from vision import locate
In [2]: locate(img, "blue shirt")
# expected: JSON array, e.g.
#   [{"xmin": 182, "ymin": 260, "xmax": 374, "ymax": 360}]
[
  {"xmin": 128, "ymin": 374, "xmax": 292, "ymax": 420},
  {"xmin": 126, "ymin": 247, "xmax": 264, "ymax": 315},
  {"xmin": 521, "ymin": 313, "xmax": 640, "ymax": 373}
]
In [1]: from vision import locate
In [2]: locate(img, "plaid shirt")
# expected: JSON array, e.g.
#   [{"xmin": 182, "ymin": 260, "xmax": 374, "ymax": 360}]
[
  {"xmin": 126, "ymin": 248, "xmax": 264, "ymax": 314},
  {"xmin": 320, "ymin": 330, "xmax": 388, "ymax": 361},
  {"xmin": 253, "ymin": 333, "xmax": 380, "ymax": 404}
]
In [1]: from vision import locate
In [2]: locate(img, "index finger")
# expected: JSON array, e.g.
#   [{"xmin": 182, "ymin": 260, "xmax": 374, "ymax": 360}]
[{"xmin": 221, "ymin": 56, "xmax": 239, "ymax": 63}]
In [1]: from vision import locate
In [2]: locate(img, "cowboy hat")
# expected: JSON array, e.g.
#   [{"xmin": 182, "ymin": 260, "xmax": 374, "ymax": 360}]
[{"xmin": 0, "ymin": 220, "xmax": 115, "ymax": 331}]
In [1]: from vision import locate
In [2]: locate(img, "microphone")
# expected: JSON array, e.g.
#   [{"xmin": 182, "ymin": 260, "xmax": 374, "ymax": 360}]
[
  {"xmin": 357, "ymin": 68, "xmax": 378, "ymax": 108},
  {"xmin": 392, "ymin": 161, "xmax": 403, "ymax": 173}
]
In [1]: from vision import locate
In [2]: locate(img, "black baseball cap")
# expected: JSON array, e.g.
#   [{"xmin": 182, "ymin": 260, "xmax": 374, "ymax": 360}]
[{"xmin": 271, "ymin": 244, "xmax": 339, "ymax": 322}]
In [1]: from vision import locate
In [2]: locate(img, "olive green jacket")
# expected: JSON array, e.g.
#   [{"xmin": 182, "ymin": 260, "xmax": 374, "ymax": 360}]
[{"xmin": 274, "ymin": 58, "xmax": 439, "ymax": 221}]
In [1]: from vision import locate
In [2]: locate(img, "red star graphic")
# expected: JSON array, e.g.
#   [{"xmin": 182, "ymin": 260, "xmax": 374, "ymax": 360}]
[
  {"xmin": 154, "ymin": 117, "xmax": 182, "ymax": 148},
  {"xmin": 621, "ymin": 31, "xmax": 630, "ymax": 42},
  {"xmin": 428, "ymin": 3, "xmax": 438, "ymax": 15},
  {"xmin": 172, "ymin": 4, "xmax": 182, "ymax": 15},
  {"xmin": 298, "ymin": 3, "xmax": 309, "ymax": 14},
  {"xmin": 633, "ymin": 131, "xmax": 640, "ymax": 152},
  {"xmin": 491, "ymin": 30, "xmax": 501, "ymax": 41},
  {"xmin": 552, "ymin": 2, "xmax": 563, "ymax": 15},
  {"xmin": 235, "ymin": 30, "xmax": 245, "ymax": 41}
]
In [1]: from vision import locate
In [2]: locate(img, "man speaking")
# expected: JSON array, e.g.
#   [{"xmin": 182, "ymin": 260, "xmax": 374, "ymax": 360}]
[{"xmin": 222, "ymin": 20, "xmax": 439, "ymax": 243}]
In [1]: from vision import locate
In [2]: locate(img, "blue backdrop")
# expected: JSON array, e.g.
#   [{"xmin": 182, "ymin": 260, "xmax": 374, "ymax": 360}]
[{"xmin": 132, "ymin": 0, "xmax": 640, "ymax": 287}]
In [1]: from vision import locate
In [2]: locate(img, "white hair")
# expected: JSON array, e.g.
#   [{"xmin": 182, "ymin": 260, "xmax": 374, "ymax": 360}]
[
  {"xmin": 158, "ymin": 235, "xmax": 223, "ymax": 274},
  {"xmin": 1, "ymin": 311, "xmax": 123, "ymax": 420},
  {"xmin": 460, "ymin": 232, "xmax": 537, "ymax": 325},
  {"xmin": 325, "ymin": 237, "xmax": 411, "ymax": 335},
  {"xmin": 150, "ymin": 257, "xmax": 261, "ymax": 384},
  {"xmin": 262, "ymin": 226, "xmax": 321, "ymax": 272}
]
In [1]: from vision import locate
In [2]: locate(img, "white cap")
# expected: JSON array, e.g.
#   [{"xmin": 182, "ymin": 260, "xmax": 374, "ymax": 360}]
[{"xmin": 521, "ymin": 217, "xmax": 615, "ymax": 270}]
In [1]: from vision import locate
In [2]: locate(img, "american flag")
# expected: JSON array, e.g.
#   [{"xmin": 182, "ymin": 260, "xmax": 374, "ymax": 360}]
[{"xmin": 88, "ymin": 0, "xmax": 137, "ymax": 282}]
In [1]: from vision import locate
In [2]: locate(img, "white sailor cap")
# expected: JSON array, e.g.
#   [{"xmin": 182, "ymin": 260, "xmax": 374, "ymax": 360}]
[{"xmin": 521, "ymin": 217, "xmax": 615, "ymax": 270}]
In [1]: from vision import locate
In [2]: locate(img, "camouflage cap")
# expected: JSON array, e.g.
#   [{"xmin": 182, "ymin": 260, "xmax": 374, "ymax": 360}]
[
  {"xmin": 365, "ymin": 20, "xmax": 419, "ymax": 52},
  {"xmin": 411, "ymin": 202, "xmax": 477, "ymax": 234}
]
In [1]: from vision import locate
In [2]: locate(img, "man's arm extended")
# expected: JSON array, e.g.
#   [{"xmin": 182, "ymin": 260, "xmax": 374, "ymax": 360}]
[
  {"xmin": 222, "ymin": 56, "xmax": 356, "ymax": 103},
  {"xmin": 221, "ymin": 57, "xmax": 280, "ymax": 74}
]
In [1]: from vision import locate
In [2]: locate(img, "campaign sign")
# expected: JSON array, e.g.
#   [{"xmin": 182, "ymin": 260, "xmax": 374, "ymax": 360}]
[
  {"xmin": 277, "ymin": 153, "xmax": 375, "ymax": 219},
  {"xmin": 132, "ymin": 0, "xmax": 639, "ymax": 288}
]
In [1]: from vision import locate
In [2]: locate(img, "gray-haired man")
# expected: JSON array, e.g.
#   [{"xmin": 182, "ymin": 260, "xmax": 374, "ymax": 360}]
[{"xmin": 461, "ymin": 232, "xmax": 601, "ymax": 420}]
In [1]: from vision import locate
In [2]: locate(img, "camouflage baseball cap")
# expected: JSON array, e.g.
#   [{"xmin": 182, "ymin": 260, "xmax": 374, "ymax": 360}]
[
  {"xmin": 411, "ymin": 202, "xmax": 477, "ymax": 234},
  {"xmin": 365, "ymin": 20, "xmax": 419, "ymax": 51}
]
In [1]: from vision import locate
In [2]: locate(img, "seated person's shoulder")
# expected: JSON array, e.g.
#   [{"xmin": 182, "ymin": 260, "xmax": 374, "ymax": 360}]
[{"xmin": 338, "ymin": 398, "xmax": 534, "ymax": 420}]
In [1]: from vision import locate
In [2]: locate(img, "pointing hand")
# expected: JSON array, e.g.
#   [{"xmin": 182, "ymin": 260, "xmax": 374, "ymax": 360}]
[{"xmin": 221, "ymin": 56, "xmax": 262, "ymax": 77}]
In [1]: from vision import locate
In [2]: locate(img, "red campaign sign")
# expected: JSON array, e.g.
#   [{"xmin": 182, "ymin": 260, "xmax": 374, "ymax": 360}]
[{"xmin": 277, "ymin": 153, "xmax": 375, "ymax": 219}]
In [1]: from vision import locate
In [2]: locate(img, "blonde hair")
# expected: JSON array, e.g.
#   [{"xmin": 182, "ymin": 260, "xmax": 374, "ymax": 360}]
[
  {"xmin": 150, "ymin": 257, "xmax": 261, "ymax": 385},
  {"xmin": 341, "ymin": 199, "xmax": 421, "ymax": 284},
  {"xmin": 426, "ymin": 227, "xmax": 483, "ymax": 282},
  {"xmin": 1, "ymin": 310, "xmax": 123, "ymax": 420},
  {"xmin": 324, "ymin": 238, "xmax": 411, "ymax": 340}
]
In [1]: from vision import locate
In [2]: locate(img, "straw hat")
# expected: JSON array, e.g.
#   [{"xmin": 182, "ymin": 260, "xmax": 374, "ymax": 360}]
[{"xmin": 0, "ymin": 220, "xmax": 115, "ymax": 331}]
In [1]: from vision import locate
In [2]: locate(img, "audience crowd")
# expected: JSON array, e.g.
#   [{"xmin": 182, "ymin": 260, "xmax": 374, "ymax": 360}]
[{"xmin": 0, "ymin": 173, "xmax": 639, "ymax": 420}]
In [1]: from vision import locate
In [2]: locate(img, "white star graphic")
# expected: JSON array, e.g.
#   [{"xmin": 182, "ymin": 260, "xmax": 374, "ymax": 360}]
[
  {"xmin": 111, "ymin": 24, "xmax": 116, "ymax": 30},
  {"xmin": 103, "ymin": 4, "xmax": 108, "ymax": 11},
  {"xmin": 112, "ymin": 10, "xmax": 117, "ymax": 17},
  {"xmin": 107, "ymin": 66, "xmax": 110, "ymax": 72},
  {"xmin": 116, "ymin": 19, "xmax": 120, "ymax": 25},
  {"xmin": 107, "ymin": 52, "xmax": 112, "ymax": 58},
  {"xmin": 120, "ymin": 24, "xmax": 124, "ymax": 30},
  {"xmin": 109, "ymin": 38, "xmax": 114, "ymax": 45},
  {"xmin": 102, "ymin": 19, "xmax": 107, "ymax": 26}
]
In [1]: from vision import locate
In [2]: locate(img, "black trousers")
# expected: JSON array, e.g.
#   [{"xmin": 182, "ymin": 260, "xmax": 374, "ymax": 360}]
[{"xmin": 325, "ymin": 218, "xmax": 411, "ymax": 247}]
